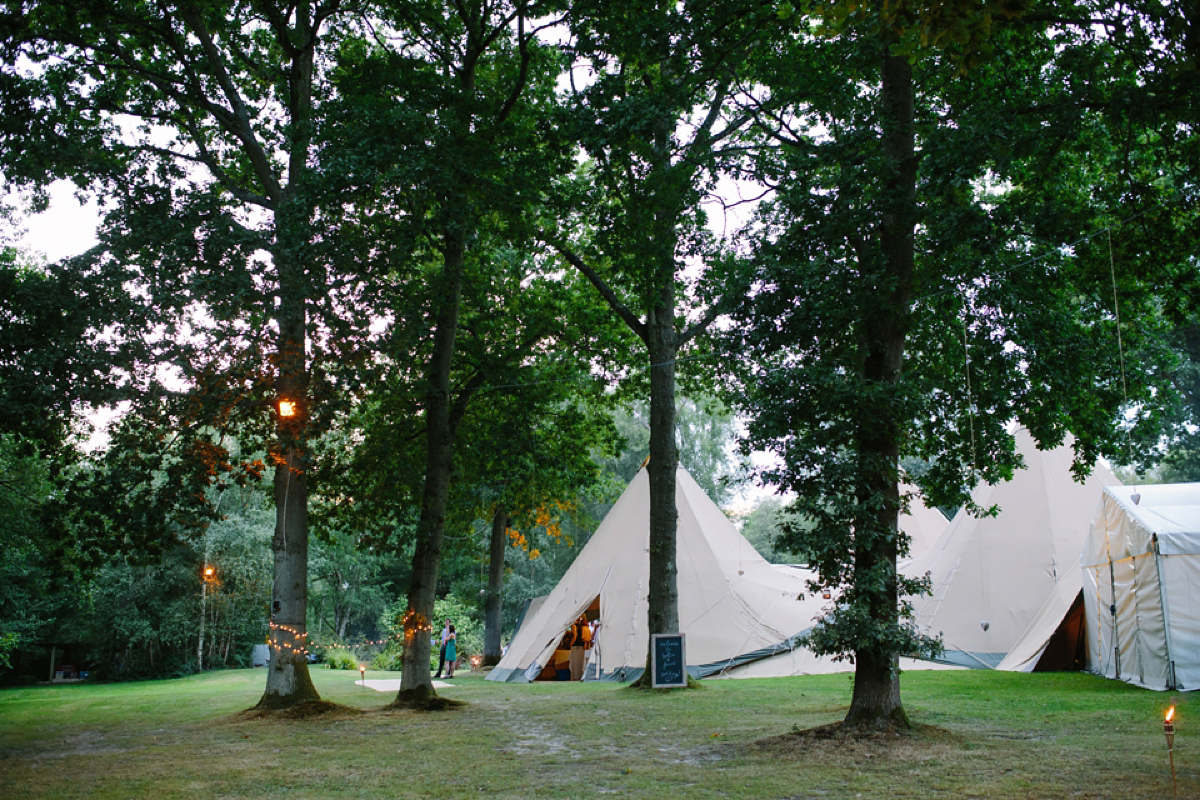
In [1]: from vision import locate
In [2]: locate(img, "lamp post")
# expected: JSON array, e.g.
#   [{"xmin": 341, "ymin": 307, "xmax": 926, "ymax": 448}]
[
  {"xmin": 198, "ymin": 564, "xmax": 217, "ymax": 673},
  {"xmin": 359, "ymin": 664, "xmax": 366, "ymax": 689}
]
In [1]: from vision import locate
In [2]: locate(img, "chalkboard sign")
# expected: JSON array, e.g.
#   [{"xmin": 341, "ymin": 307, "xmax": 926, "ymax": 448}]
[{"xmin": 651, "ymin": 633, "xmax": 687, "ymax": 688}]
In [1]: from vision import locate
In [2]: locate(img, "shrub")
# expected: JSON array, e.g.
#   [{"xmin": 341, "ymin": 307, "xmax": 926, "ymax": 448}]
[
  {"xmin": 371, "ymin": 644, "xmax": 402, "ymax": 672},
  {"xmin": 324, "ymin": 649, "xmax": 359, "ymax": 670}
]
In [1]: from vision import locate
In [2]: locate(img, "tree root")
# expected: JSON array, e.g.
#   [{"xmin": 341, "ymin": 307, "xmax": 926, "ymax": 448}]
[
  {"xmin": 240, "ymin": 700, "xmax": 362, "ymax": 720},
  {"xmin": 385, "ymin": 686, "xmax": 467, "ymax": 711}
]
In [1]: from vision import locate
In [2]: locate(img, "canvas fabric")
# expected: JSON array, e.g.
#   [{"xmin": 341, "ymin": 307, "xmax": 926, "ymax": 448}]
[
  {"xmin": 1082, "ymin": 483, "xmax": 1200, "ymax": 691},
  {"xmin": 901, "ymin": 428, "xmax": 1120, "ymax": 669},
  {"xmin": 488, "ymin": 467, "xmax": 826, "ymax": 683}
]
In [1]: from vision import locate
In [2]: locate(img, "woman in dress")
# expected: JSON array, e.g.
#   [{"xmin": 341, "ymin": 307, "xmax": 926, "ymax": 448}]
[{"xmin": 444, "ymin": 625, "xmax": 457, "ymax": 678}]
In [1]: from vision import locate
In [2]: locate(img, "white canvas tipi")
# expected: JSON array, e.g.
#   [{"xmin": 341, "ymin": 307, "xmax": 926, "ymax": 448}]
[
  {"xmin": 901, "ymin": 428, "xmax": 1120, "ymax": 669},
  {"xmin": 900, "ymin": 483, "xmax": 950, "ymax": 561},
  {"xmin": 488, "ymin": 466, "xmax": 825, "ymax": 682}
]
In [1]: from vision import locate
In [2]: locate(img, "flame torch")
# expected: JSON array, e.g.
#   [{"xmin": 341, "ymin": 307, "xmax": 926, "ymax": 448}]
[
  {"xmin": 359, "ymin": 664, "xmax": 366, "ymax": 689},
  {"xmin": 1165, "ymin": 706, "xmax": 1178, "ymax": 797}
]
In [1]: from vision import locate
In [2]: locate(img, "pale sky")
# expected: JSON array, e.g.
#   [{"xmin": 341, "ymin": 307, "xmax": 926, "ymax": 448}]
[{"xmin": 12, "ymin": 180, "xmax": 101, "ymax": 262}]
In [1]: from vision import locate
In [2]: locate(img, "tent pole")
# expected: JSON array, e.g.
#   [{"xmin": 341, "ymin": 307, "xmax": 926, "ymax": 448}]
[
  {"xmin": 1108, "ymin": 554, "xmax": 1121, "ymax": 680},
  {"xmin": 1151, "ymin": 533, "xmax": 1178, "ymax": 690},
  {"xmin": 1106, "ymin": 514, "xmax": 1121, "ymax": 681}
]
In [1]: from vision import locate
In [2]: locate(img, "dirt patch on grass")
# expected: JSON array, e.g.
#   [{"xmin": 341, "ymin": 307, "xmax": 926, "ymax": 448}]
[
  {"xmin": 748, "ymin": 722, "xmax": 959, "ymax": 761},
  {"xmin": 384, "ymin": 694, "xmax": 467, "ymax": 712},
  {"xmin": 236, "ymin": 700, "xmax": 364, "ymax": 721}
]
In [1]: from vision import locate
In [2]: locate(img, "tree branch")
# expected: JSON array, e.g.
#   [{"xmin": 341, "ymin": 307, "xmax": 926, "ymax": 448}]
[{"xmin": 543, "ymin": 235, "xmax": 647, "ymax": 342}]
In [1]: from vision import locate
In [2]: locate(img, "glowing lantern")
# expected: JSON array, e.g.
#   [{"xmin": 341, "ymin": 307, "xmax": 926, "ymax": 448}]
[{"xmin": 1164, "ymin": 706, "xmax": 1178, "ymax": 796}]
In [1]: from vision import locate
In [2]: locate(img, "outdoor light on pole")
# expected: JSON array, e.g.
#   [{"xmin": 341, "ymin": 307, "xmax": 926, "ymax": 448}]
[
  {"xmin": 1165, "ymin": 705, "xmax": 1178, "ymax": 797},
  {"xmin": 277, "ymin": 398, "xmax": 298, "ymax": 418},
  {"xmin": 359, "ymin": 664, "xmax": 366, "ymax": 689},
  {"xmin": 198, "ymin": 564, "xmax": 218, "ymax": 674}
]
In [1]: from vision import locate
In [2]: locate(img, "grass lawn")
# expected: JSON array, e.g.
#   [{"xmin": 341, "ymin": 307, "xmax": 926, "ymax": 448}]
[{"xmin": 0, "ymin": 666, "xmax": 1194, "ymax": 799}]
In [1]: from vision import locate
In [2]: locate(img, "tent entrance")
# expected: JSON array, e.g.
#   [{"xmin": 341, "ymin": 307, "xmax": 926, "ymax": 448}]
[
  {"xmin": 534, "ymin": 597, "xmax": 600, "ymax": 681},
  {"xmin": 1034, "ymin": 592, "xmax": 1088, "ymax": 672}
]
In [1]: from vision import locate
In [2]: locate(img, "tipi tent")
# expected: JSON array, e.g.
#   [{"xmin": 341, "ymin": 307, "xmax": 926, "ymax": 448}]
[
  {"xmin": 995, "ymin": 558, "xmax": 1088, "ymax": 673},
  {"xmin": 900, "ymin": 484, "xmax": 950, "ymax": 561},
  {"xmin": 488, "ymin": 466, "xmax": 826, "ymax": 683},
  {"xmin": 901, "ymin": 428, "xmax": 1120, "ymax": 669},
  {"xmin": 707, "ymin": 485, "xmax": 956, "ymax": 679},
  {"xmin": 1082, "ymin": 483, "xmax": 1200, "ymax": 691}
]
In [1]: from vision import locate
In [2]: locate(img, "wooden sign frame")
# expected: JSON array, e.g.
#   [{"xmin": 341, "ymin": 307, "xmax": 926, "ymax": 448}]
[{"xmin": 651, "ymin": 633, "xmax": 687, "ymax": 688}]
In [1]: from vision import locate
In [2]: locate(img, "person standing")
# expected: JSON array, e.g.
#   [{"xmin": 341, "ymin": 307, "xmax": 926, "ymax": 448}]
[
  {"xmin": 433, "ymin": 618, "xmax": 452, "ymax": 678},
  {"xmin": 569, "ymin": 616, "xmax": 587, "ymax": 681},
  {"xmin": 444, "ymin": 625, "xmax": 457, "ymax": 679}
]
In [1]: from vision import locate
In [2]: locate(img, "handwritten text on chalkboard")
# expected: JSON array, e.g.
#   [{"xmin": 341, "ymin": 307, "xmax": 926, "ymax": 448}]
[{"xmin": 651, "ymin": 633, "xmax": 687, "ymax": 688}]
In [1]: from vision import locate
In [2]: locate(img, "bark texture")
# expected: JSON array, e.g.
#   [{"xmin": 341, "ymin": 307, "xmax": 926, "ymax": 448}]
[
  {"xmin": 483, "ymin": 510, "xmax": 508, "ymax": 666},
  {"xmin": 259, "ymin": 445, "xmax": 320, "ymax": 709},
  {"xmin": 645, "ymin": 302, "xmax": 680, "ymax": 640}
]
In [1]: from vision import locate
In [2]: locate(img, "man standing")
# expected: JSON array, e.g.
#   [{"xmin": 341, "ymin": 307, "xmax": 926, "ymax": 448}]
[{"xmin": 433, "ymin": 618, "xmax": 452, "ymax": 678}]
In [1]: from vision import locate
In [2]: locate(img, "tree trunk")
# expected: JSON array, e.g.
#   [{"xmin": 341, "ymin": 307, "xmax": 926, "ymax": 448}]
[
  {"xmin": 483, "ymin": 509, "xmax": 508, "ymax": 666},
  {"xmin": 254, "ymin": 2, "xmax": 323, "ymax": 711},
  {"xmin": 258, "ymin": 444, "xmax": 321, "ymax": 708},
  {"xmin": 845, "ymin": 43, "xmax": 917, "ymax": 728},
  {"xmin": 256, "ymin": 197, "xmax": 321, "ymax": 709},
  {"xmin": 645, "ymin": 302, "xmax": 680, "ymax": 639},
  {"xmin": 632, "ymin": 294, "xmax": 681, "ymax": 686},
  {"xmin": 396, "ymin": 230, "xmax": 466, "ymax": 704}
]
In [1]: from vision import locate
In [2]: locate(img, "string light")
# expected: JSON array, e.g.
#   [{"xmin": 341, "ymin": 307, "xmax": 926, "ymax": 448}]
[
  {"xmin": 268, "ymin": 621, "xmax": 313, "ymax": 657},
  {"xmin": 268, "ymin": 617, "xmax": 444, "ymax": 657},
  {"xmin": 401, "ymin": 610, "xmax": 433, "ymax": 644}
]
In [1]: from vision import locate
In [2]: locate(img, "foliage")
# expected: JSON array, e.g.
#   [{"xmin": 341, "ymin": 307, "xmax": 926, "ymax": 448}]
[
  {"xmin": 323, "ymin": 649, "xmax": 359, "ymax": 671},
  {"xmin": 0, "ymin": 447, "xmax": 272, "ymax": 682},
  {"xmin": 0, "ymin": 247, "xmax": 138, "ymax": 452},
  {"xmin": 80, "ymin": 489, "xmax": 272, "ymax": 680},
  {"xmin": 0, "ymin": 434, "xmax": 72, "ymax": 673},
  {"xmin": 193, "ymin": 495, "xmax": 273, "ymax": 670},
  {"xmin": 431, "ymin": 595, "xmax": 484, "ymax": 660},
  {"xmin": 307, "ymin": 528, "xmax": 394, "ymax": 643},
  {"xmin": 1161, "ymin": 448, "xmax": 1200, "ymax": 483},
  {"xmin": 368, "ymin": 648, "xmax": 399, "ymax": 672},
  {"xmin": 83, "ymin": 548, "xmax": 203, "ymax": 679},
  {"xmin": 737, "ymin": 496, "xmax": 808, "ymax": 565}
]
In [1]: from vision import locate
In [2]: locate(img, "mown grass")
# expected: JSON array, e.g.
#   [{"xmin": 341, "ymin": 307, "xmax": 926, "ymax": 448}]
[{"xmin": 0, "ymin": 667, "xmax": 1194, "ymax": 799}]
